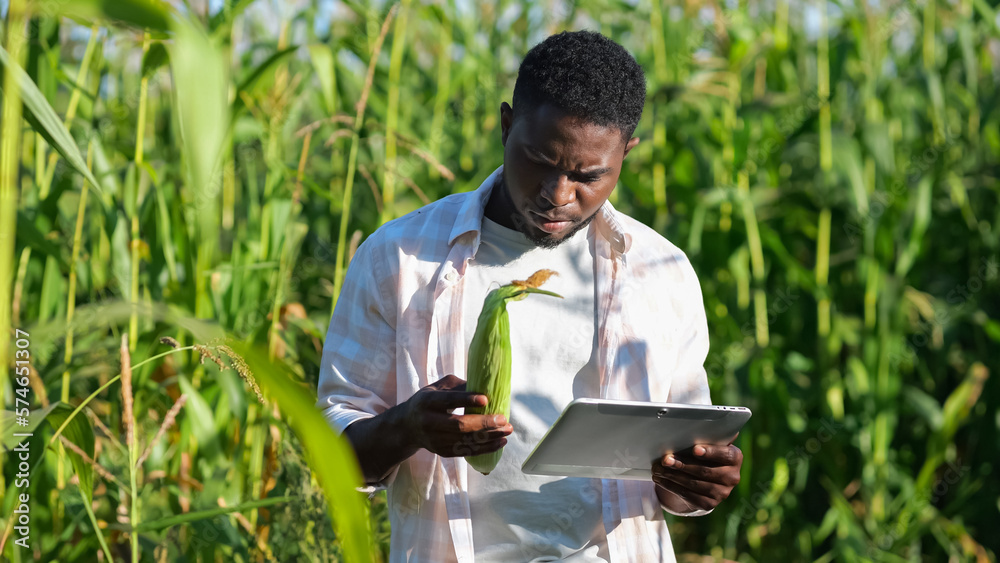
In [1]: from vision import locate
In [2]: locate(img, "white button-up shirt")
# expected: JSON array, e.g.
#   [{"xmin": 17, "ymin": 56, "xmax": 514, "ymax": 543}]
[{"xmin": 318, "ymin": 165, "xmax": 713, "ymax": 562}]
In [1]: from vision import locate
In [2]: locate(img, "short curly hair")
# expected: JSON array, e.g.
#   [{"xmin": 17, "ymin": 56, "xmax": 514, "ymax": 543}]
[{"xmin": 512, "ymin": 30, "xmax": 647, "ymax": 141}]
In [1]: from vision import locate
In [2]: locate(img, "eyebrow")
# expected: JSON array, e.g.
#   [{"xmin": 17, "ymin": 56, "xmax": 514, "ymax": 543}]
[
  {"xmin": 525, "ymin": 146, "xmax": 612, "ymax": 176},
  {"xmin": 577, "ymin": 166, "xmax": 612, "ymax": 177}
]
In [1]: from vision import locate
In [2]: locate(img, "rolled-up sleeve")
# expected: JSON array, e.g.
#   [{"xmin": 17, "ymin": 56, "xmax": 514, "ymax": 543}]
[{"xmin": 317, "ymin": 232, "xmax": 398, "ymax": 437}]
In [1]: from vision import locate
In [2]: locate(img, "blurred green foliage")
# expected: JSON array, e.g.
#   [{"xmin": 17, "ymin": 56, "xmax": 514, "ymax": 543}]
[{"xmin": 0, "ymin": 0, "xmax": 998, "ymax": 561}]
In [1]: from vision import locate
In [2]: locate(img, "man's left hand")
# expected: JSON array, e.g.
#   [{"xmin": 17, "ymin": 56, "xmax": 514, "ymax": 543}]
[{"xmin": 651, "ymin": 439, "xmax": 743, "ymax": 513}]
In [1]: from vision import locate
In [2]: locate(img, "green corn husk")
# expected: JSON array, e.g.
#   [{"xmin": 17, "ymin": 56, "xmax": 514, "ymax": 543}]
[{"xmin": 465, "ymin": 269, "xmax": 562, "ymax": 475}]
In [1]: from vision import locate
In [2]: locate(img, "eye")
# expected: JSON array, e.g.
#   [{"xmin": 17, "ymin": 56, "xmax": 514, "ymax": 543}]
[
  {"xmin": 527, "ymin": 146, "xmax": 562, "ymax": 163},
  {"xmin": 525, "ymin": 149, "xmax": 548, "ymax": 165},
  {"xmin": 573, "ymin": 173, "xmax": 601, "ymax": 184}
]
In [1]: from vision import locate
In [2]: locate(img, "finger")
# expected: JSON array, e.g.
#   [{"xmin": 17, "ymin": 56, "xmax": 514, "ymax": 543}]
[
  {"xmin": 421, "ymin": 412, "xmax": 509, "ymax": 437},
  {"xmin": 428, "ymin": 374, "xmax": 467, "ymax": 391},
  {"xmin": 651, "ymin": 473, "xmax": 719, "ymax": 511},
  {"xmin": 653, "ymin": 465, "xmax": 716, "ymax": 495},
  {"xmin": 451, "ymin": 413, "xmax": 512, "ymax": 433},
  {"xmin": 657, "ymin": 456, "xmax": 741, "ymax": 487},
  {"xmin": 654, "ymin": 465, "xmax": 737, "ymax": 505},
  {"xmin": 438, "ymin": 437, "xmax": 508, "ymax": 458},
  {"xmin": 674, "ymin": 444, "xmax": 743, "ymax": 467},
  {"xmin": 421, "ymin": 411, "xmax": 508, "ymax": 435},
  {"xmin": 466, "ymin": 437, "xmax": 508, "ymax": 456},
  {"xmin": 465, "ymin": 428, "xmax": 514, "ymax": 442},
  {"xmin": 422, "ymin": 390, "xmax": 488, "ymax": 412}
]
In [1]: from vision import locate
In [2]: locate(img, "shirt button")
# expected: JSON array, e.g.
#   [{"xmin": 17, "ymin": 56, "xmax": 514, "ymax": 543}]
[{"xmin": 445, "ymin": 271, "xmax": 458, "ymax": 282}]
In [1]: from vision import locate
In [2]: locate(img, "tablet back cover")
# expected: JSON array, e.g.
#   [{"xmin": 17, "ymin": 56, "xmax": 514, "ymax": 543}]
[{"xmin": 520, "ymin": 399, "xmax": 751, "ymax": 480}]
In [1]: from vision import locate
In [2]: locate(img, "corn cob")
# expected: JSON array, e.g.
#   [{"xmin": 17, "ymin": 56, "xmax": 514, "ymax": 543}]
[{"xmin": 465, "ymin": 269, "xmax": 562, "ymax": 475}]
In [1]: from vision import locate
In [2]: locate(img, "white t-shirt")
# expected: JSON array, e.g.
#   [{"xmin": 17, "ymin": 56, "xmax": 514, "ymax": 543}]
[{"xmin": 463, "ymin": 216, "xmax": 609, "ymax": 562}]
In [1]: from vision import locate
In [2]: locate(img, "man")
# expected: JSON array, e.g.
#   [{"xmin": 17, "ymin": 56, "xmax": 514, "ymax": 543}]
[{"xmin": 318, "ymin": 30, "xmax": 742, "ymax": 562}]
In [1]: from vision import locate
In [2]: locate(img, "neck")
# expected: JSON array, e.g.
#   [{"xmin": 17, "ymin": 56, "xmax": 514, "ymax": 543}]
[{"xmin": 484, "ymin": 173, "xmax": 517, "ymax": 230}]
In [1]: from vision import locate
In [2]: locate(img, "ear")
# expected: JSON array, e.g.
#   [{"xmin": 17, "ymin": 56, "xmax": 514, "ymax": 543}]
[
  {"xmin": 622, "ymin": 136, "xmax": 640, "ymax": 159},
  {"xmin": 500, "ymin": 102, "xmax": 514, "ymax": 147}
]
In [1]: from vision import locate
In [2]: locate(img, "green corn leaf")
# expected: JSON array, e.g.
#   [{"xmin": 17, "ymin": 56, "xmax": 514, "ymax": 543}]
[
  {"xmin": 831, "ymin": 132, "xmax": 868, "ymax": 216},
  {"xmin": 230, "ymin": 46, "xmax": 301, "ymax": 119},
  {"xmin": 863, "ymin": 121, "xmax": 896, "ymax": 176},
  {"xmin": 903, "ymin": 387, "xmax": 944, "ymax": 431},
  {"xmin": 895, "ymin": 176, "xmax": 933, "ymax": 278},
  {"xmin": 46, "ymin": 403, "xmax": 97, "ymax": 503},
  {"xmin": 0, "ymin": 44, "xmax": 102, "ymax": 195},
  {"xmin": 90, "ymin": 134, "xmax": 122, "ymax": 196},
  {"xmin": 308, "ymin": 44, "xmax": 339, "ymax": 114},
  {"xmin": 1, "ymin": 403, "xmax": 61, "ymax": 451},
  {"xmin": 15, "ymin": 210, "xmax": 69, "ymax": 271},
  {"xmin": 939, "ymin": 363, "xmax": 987, "ymax": 441},
  {"xmin": 170, "ymin": 17, "xmax": 228, "ymax": 317},
  {"xmin": 57, "ymin": 0, "xmax": 173, "ymax": 32},
  {"xmin": 226, "ymin": 342, "xmax": 374, "ymax": 563},
  {"xmin": 152, "ymin": 179, "xmax": 179, "ymax": 283},
  {"xmin": 207, "ymin": 0, "xmax": 257, "ymax": 37},
  {"xmin": 169, "ymin": 17, "xmax": 228, "ymax": 218},
  {"xmin": 142, "ymin": 41, "xmax": 169, "ymax": 78},
  {"xmin": 983, "ymin": 319, "xmax": 1000, "ymax": 342},
  {"xmin": 178, "ymin": 375, "xmax": 222, "ymax": 459},
  {"xmin": 134, "ymin": 496, "xmax": 294, "ymax": 533},
  {"xmin": 38, "ymin": 255, "xmax": 65, "ymax": 323}
]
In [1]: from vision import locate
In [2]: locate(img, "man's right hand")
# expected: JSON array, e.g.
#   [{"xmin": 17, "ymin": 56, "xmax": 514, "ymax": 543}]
[
  {"xmin": 344, "ymin": 374, "xmax": 514, "ymax": 484},
  {"xmin": 401, "ymin": 374, "xmax": 513, "ymax": 458}
]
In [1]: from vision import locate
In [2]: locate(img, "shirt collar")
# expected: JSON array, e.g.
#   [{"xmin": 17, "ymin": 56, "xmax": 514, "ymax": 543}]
[{"xmin": 447, "ymin": 164, "xmax": 632, "ymax": 256}]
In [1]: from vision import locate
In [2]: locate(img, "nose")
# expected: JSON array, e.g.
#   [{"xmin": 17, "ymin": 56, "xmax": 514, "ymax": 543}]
[{"xmin": 539, "ymin": 172, "xmax": 576, "ymax": 208}]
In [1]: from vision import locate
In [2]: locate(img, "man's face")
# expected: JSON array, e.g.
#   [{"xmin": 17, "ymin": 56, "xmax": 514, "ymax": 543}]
[{"xmin": 491, "ymin": 102, "xmax": 640, "ymax": 248}]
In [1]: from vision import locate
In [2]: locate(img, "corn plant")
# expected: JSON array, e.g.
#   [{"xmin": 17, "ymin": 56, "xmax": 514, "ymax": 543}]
[{"xmin": 1, "ymin": 0, "xmax": 997, "ymax": 561}]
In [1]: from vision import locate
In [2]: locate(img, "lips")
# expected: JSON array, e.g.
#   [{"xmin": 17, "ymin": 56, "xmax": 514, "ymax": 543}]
[{"xmin": 530, "ymin": 211, "xmax": 575, "ymax": 234}]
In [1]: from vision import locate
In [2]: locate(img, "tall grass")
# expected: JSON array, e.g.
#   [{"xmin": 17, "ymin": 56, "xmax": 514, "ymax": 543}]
[
  {"xmin": 0, "ymin": 1, "xmax": 28, "ymax": 472},
  {"xmin": 1, "ymin": 0, "xmax": 998, "ymax": 561}
]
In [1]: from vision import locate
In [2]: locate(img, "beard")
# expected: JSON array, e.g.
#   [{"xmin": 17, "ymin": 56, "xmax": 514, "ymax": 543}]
[{"xmin": 522, "ymin": 211, "xmax": 596, "ymax": 249}]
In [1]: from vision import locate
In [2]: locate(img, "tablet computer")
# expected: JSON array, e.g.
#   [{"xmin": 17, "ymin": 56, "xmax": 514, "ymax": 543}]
[{"xmin": 520, "ymin": 398, "xmax": 751, "ymax": 480}]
